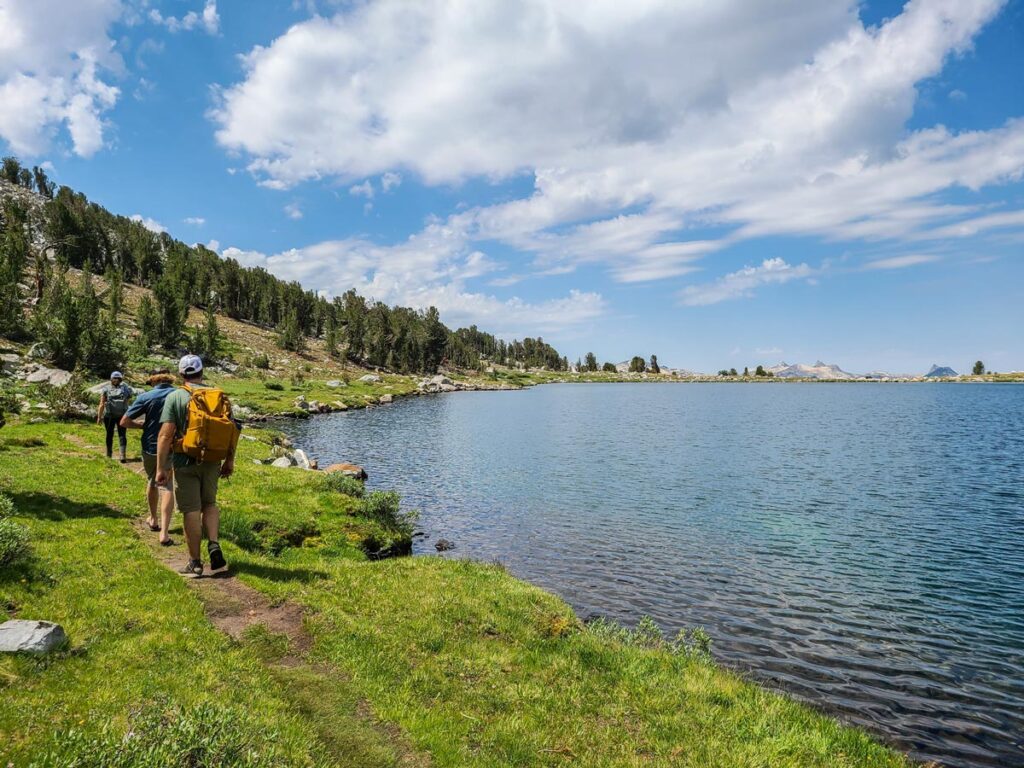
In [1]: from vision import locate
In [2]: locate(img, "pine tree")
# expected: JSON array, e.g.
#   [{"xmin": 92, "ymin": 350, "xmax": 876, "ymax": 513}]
[
  {"xmin": 105, "ymin": 266, "xmax": 123, "ymax": 320},
  {"xmin": 276, "ymin": 309, "xmax": 304, "ymax": 353},
  {"xmin": 629, "ymin": 356, "xmax": 646, "ymax": 373},
  {"xmin": 0, "ymin": 200, "xmax": 29, "ymax": 337},
  {"xmin": 649, "ymin": 355, "xmax": 660, "ymax": 374},
  {"xmin": 152, "ymin": 275, "xmax": 185, "ymax": 350},
  {"xmin": 136, "ymin": 295, "xmax": 159, "ymax": 350},
  {"xmin": 972, "ymin": 360, "xmax": 985, "ymax": 375},
  {"xmin": 189, "ymin": 299, "xmax": 221, "ymax": 362},
  {"xmin": 584, "ymin": 352, "xmax": 598, "ymax": 372}
]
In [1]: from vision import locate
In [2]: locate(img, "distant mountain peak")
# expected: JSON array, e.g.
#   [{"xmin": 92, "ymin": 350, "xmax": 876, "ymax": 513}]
[{"xmin": 924, "ymin": 364, "xmax": 958, "ymax": 378}]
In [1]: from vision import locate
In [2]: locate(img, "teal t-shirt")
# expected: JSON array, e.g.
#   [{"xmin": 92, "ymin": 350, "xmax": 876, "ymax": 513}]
[{"xmin": 159, "ymin": 384, "xmax": 210, "ymax": 468}]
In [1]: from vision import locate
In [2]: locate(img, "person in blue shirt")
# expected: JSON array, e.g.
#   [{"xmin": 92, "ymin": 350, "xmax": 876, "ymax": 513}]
[{"xmin": 121, "ymin": 368, "xmax": 176, "ymax": 545}]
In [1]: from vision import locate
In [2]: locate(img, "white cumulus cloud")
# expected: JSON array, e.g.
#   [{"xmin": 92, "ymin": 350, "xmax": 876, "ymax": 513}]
[
  {"xmin": 211, "ymin": 0, "xmax": 1022, "ymax": 294},
  {"xmin": 130, "ymin": 213, "xmax": 166, "ymax": 233},
  {"xmin": 149, "ymin": 0, "xmax": 220, "ymax": 35},
  {"xmin": 0, "ymin": 0, "xmax": 123, "ymax": 157},
  {"xmin": 222, "ymin": 223, "xmax": 603, "ymax": 337}
]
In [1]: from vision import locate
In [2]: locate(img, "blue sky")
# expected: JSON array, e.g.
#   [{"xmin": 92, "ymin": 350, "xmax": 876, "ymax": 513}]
[{"xmin": 2, "ymin": 0, "xmax": 1022, "ymax": 374}]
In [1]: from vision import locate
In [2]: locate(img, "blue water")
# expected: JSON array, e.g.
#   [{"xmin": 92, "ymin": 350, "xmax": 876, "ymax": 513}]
[{"xmin": 287, "ymin": 383, "xmax": 1024, "ymax": 767}]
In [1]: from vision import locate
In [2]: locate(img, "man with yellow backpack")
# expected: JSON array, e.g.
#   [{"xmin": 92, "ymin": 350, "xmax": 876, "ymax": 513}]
[{"xmin": 155, "ymin": 355, "xmax": 240, "ymax": 577}]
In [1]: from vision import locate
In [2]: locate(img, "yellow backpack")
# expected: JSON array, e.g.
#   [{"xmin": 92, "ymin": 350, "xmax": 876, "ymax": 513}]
[{"xmin": 173, "ymin": 385, "xmax": 240, "ymax": 463}]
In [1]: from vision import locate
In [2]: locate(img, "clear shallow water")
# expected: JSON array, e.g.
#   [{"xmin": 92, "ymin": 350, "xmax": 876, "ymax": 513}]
[{"xmin": 288, "ymin": 383, "xmax": 1024, "ymax": 767}]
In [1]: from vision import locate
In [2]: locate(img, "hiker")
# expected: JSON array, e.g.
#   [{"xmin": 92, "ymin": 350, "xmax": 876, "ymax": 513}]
[
  {"xmin": 96, "ymin": 371, "xmax": 132, "ymax": 462},
  {"xmin": 155, "ymin": 355, "xmax": 240, "ymax": 578},
  {"xmin": 120, "ymin": 369, "xmax": 176, "ymax": 546}
]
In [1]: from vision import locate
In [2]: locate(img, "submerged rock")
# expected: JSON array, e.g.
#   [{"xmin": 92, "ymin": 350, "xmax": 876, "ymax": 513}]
[
  {"xmin": 324, "ymin": 463, "xmax": 368, "ymax": 480},
  {"xmin": 0, "ymin": 620, "xmax": 67, "ymax": 655},
  {"xmin": 434, "ymin": 538, "xmax": 455, "ymax": 552}
]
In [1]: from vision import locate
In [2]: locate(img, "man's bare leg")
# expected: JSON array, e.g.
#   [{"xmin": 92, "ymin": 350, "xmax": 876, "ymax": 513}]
[
  {"xmin": 158, "ymin": 485, "xmax": 174, "ymax": 543},
  {"xmin": 146, "ymin": 484, "xmax": 159, "ymax": 529},
  {"xmin": 203, "ymin": 504, "xmax": 226, "ymax": 572},
  {"xmin": 201, "ymin": 504, "xmax": 220, "ymax": 542},
  {"xmin": 183, "ymin": 510, "xmax": 203, "ymax": 561}
]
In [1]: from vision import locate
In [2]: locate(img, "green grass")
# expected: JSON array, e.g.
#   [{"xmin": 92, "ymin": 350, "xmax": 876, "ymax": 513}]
[
  {"xmin": 218, "ymin": 371, "xmax": 420, "ymax": 416},
  {"xmin": 0, "ymin": 419, "xmax": 910, "ymax": 767}
]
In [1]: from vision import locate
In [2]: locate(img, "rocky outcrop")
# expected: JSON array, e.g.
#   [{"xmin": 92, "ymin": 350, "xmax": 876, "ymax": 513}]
[
  {"xmin": 358, "ymin": 374, "xmax": 381, "ymax": 383},
  {"xmin": 0, "ymin": 620, "xmax": 68, "ymax": 654},
  {"xmin": 24, "ymin": 366, "xmax": 73, "ymax": 387},
  {"xmin": 418, "ymin": 374, "xmax": 458, "ymax": 393}
]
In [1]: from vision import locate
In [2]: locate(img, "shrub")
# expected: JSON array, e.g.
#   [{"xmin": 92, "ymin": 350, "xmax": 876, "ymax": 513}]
[
  {"xmin": 38, "ymin": 367, "xmax": 90, "ymax": 421},
  {"xmin": 319, "ymin": 472, "xmax": 365, "ymax": 498},
  {"xmin": 586, "ymin": 616, "xmax": 713, "ymax": 660},
  {"xmin": 250, "ymin": 352, "xmax": 271, "ymax": 370},
  {"xmin": 359, "ymin": 491, "xmax": 417, "ymax": 536},
  {"xmin": 263, "ymin": 380, "xmax": 285, "ymax": 391},
  {"xmin": 0, "ymin": 517, "xmax": 30, "ymax": 567},
  {"xmin": 0, "ymin": 492, "xmax": 14, "ymax": 518}
]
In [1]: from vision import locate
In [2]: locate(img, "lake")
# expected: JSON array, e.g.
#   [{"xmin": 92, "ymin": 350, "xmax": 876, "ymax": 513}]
[{"xmin": 287, "ymin": 382, "xmax": 1024, "ymax": 768}]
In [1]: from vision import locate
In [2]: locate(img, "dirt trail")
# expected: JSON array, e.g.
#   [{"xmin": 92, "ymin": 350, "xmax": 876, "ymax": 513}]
[
  {"xmin": 64, "ymin": 433, "xmax": 430, "ymax": 767},
  {"xmin": 67, "ymin": 433, "xmax": 306, "ymax": 647}
]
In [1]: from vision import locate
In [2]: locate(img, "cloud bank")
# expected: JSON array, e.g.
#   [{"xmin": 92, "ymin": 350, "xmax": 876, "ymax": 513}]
[{"xmin": 210, "ymin": 0, "xmax": 1023, "ymax": 313}]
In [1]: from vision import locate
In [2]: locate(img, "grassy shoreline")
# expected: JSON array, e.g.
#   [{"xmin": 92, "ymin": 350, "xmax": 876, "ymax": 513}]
[{"xmin": 0, "ymin": 417, "xmax": 914, "ymax": 767}]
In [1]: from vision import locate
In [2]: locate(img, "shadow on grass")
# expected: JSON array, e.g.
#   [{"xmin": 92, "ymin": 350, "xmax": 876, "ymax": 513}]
[
  {"xmin": 7, "ymin": 491, "xmax": 126, "ymax": 522},
  {"xmin": 229, "ymin": 560, "xmax": 328, "ymax": 584}
]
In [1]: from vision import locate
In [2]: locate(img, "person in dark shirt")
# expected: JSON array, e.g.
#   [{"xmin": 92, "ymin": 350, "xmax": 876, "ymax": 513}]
[
  {"xmin": 97, "ymin": 371, "xmax": 132, "ymax": 462},
  {"xmin": 121, "ymin": 369, "xmax": 176, "ymax": 545}
]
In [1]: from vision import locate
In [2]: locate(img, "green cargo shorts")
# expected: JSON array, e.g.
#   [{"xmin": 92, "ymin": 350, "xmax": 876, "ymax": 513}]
[
  {"xmin": 142, "ymin": 452, "xmax": 172, "ymax": 491},
  {"xmin": 173, "ymin": 461, "xmax": 220, "ymax": 514}
]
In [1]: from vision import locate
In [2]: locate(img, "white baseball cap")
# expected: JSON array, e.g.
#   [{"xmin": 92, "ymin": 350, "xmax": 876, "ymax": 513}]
[{"xmin": 178, "ymin": 354, "xmax": 204, "ymax": 376}]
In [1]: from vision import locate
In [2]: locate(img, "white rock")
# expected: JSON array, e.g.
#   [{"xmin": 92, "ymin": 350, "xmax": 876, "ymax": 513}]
[
  {"xmin": 270, "ymin": 456, "xmax": 294, "ymax": 468},
  {"xmin": 325, "ymin": 379, "xmax": 345, "ymax": 388},
  {"xmin": 379, "ymin": 394, "xmax": 393, "ymax": 404},
  {"xmin": 0, "ymin": 620, "xmax": 67, "ymax": 655},
  {"xmin": 25, "ymin": 367, "xmax": 72, "ymax": 387},
  {"xmin": 358, "ymin": 374, "xmax": 381, "ymax": 383},
  {"xmin": 332, "ymin": 401, "xmax": 349, "ymax": 411},
  {"xmin": 292, "ymin": 448, "xmax": 311, "ymax": 470}
]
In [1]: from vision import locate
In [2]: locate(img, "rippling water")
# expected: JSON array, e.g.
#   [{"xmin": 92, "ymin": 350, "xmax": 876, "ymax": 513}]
[{"xmin": 288, "ymin": 383, "xmax": 1024, "ymax": 767}]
